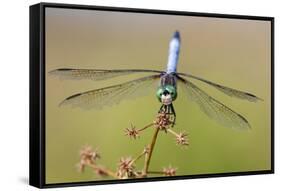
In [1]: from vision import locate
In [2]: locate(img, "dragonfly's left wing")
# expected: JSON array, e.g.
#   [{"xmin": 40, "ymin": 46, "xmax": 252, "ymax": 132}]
[
  {"xmin": 49, "ymin": 68, "xmax": 163, "ymax": 81},
  {"xmin": 59, "ymin": 74, "xmax": 160, "ymax": 109},
  {"xmin": 177, "ymin": 73, "xmax": 262, "ymax": 102},
  {"xmin": 177, "ymin": 76, "xmax": 251, "ymax": 130}
]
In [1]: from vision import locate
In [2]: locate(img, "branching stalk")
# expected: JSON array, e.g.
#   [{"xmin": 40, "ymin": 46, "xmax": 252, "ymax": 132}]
[{"xmin": 78, "ymin": 112, "xmax": 184, "ymax": 179}]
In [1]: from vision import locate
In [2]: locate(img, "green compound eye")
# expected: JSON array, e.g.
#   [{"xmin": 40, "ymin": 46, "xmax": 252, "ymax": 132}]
[
  {"xmin": 156, "ymin": 85, "xmax": 177, "ymax": 102},
  {"xmin": 156, "ymin": 87, "xmax": 165, "ymax": 102}
]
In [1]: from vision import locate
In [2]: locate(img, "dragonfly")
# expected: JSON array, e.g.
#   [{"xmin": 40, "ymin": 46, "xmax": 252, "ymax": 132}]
[{"xmin": 49, "ymin": 31, "xmax": 261, "ymax": 129}]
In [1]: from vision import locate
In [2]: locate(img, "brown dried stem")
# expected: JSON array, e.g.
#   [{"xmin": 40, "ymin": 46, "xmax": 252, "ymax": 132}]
[
  {"xmin": 138, "ymin": 123, "xmax": 154, "ymax": 132},
  {"xmin": 143, "ymin": 127, "xmax": 160, "ymax": 176},
  {"xmin": 147, "ymin": 170, "xmax": 164, "ymax": 175},
  {"xmin": 88, "ymin": 162, "xmax": 118, "ymax": 178},
  {"xmin": 130, "ymin": 149, "xmax": 147, "ymax": 165}
]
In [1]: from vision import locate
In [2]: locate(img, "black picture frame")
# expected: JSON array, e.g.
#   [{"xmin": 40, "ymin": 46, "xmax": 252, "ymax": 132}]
[{"xmin": 29, "ymin": 2, "xmax": 274, "ymax": 188}]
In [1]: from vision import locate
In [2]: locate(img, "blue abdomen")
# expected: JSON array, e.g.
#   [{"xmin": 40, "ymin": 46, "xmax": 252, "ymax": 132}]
[{"xmin": 166, "ymin": 31, "xmax": 180, "ymax": 74}]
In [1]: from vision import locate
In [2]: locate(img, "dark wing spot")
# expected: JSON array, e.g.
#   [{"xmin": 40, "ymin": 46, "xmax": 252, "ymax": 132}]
[
  {"xmin": 245, "ymin": 92, "xmax": 256, "ymax": 97},
  {"xmin": 66, "ymin": 93, "xmax": 82, "ymax": 100},
  {"xmin": 237, "ymin": 113, "xmax": 251, "ymax": 129},
  {"xmin": 57, "ymin": 68, "xmax": 72, "ymax": 71}
]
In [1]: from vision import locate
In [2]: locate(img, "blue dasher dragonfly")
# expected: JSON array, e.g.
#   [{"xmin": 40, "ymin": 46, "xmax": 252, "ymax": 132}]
[{"xmin": 50, "ymin": 31, "xmax": 261, "ymax": 129}]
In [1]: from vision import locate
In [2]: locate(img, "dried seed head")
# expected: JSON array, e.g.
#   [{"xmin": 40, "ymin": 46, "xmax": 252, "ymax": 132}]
[
  {"xmin": 176, "ymin": 132, "xmax": 189, "ymax": 146},
  {"xmin": 118, "ymin": 157, "xmax": 135, "ymax": 172},
  {"xmin": 79, "ymin": 146, "xmax": 100, "ymax": 165},
  {"xmin": 124, "ymin": 124, "xmax": 140, "ymax": 139},
  {"xmin": 154, "ymin": 113, "xmax": 172, "ymax": 131},
  {"xmin": 117, "ymin": 157, "xmax": 135, "ymax": 178},
  {"xmin": 163, "ymin": 166, "xmax": 177, "ymax": 176}
]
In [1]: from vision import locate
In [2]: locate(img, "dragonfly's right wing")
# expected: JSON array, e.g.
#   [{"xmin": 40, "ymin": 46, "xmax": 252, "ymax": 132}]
[
  {"xmin": 59, "ymin": 74, "xmax": 160, "ymax": 109},
  {"xmin": 177, "ymin": 76, "xmax": 251, "ymax": 130},
  {"xmin": 178, "ymin": 73, "xmax": 262, "ymax": 102},
  {"xmin": 49, "ymin": 68, "xmax": 163, "ymax": 81}
]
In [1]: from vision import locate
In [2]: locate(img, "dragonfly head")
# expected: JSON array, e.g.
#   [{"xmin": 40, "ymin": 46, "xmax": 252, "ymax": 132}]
[{"xmin": 156, "ymin": 85, "xmax": 177, "ymax": 105}]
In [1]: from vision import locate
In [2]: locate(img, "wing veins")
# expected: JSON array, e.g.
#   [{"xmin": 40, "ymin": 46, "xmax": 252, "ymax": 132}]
[
  {"xmin": 178, "ymin": 73, "xmax": 262, "ymax": 102},
  {"xmin": 177, "ymin": 76, "xmax": 251, "ymax": 129},
  {"xmin": 60, "ymin": 74, "xmax": 160, "ymax": 109},
  {"xmin": 49, "ymin": 68, "xmax": 163, "ymax": 81}
]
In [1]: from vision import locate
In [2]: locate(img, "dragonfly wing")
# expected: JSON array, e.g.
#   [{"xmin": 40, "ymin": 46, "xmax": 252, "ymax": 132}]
[
  {"xmin": 178, "ymin": 73, "xmax": 262, "ymax": 102},
  {"xmin": 177, "ymin": 76, "xmax": 251, "ymax": 130},
  {"xmin": 49, "ymin": 68, "xmax": 163, "ymax": 81},
  {"xmin": 60, "ymin": 75, "xmax": 160, "ymax": 109}
]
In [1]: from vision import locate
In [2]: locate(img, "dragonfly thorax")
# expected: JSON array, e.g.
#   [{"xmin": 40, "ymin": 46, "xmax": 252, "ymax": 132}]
[{"xmin": 156, "ymin": 85, "xmax": 177, "ymax": 105}]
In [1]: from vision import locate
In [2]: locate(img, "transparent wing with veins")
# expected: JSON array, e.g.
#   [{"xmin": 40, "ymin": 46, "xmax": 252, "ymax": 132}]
[
  {"xmin": 59, "ymin": 75, "xmax": 160, "ymax": 110},
  {"xmin": 49, "ymin": 68, "xmax": 163, "ymax": 81},
  {"xmin": 178, "ymin": 73, "xmax": 262, "ymax": 102},
  {"xmin": 177, "ymin": 76, "xmax": 251, "ymax": 130}
]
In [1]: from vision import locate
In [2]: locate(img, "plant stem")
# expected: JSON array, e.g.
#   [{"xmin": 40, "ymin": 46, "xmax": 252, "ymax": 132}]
[
  {"xmin": 138, "ymin": 123, "xmax": 153, "ymax": 132},
  {"xmin": 147, "ymin": 170, "xmax": 164, "ymax": 175},
  {"xmin": 88, "ymin": 162, "xmax": 118, "ymax": 179},
  {"xmin": 167, "ymin": 129, "xmax": 179, "ymax": 137},
  {"xmin": 130, "ymin": 150, "xmax": 146, "ymax": 165},
  {"xmin": 143, "ymin": 127, "xmax": 160, "ymax": 176}
]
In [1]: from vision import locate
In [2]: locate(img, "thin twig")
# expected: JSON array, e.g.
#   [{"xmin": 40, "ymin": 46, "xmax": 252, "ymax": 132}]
[
  {"xmin": 147, "ymin": 170, "xmax": 164, "ymax": 175},
  {"xmin": 138, "ymin": 123, "xmax": 154, "ymax": 132},
  {"xmin": 143, "ymin": 127, "xmax": 160, "ymax": 175},
  {"xmin": 167, "ymin": 129, "xmax": 179, "ymax": 137},
  {"xmin": 88, "ymin": 162, "xmax": 118, "ymax": 179},
  {"xmin": 130, "ymin": 150, "xmax": 146, "ymax": 165}
]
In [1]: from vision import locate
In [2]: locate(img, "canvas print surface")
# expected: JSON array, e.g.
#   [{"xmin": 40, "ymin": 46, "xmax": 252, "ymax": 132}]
[{"xmin": 45, "ymin": 7, "xmax": 272, "ymax": 184}]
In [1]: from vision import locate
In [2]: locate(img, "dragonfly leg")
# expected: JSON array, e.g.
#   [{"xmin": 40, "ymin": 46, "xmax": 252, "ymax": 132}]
[
  {"xmin": 159, "ymin": 104, "xmax": 164, "ymax": 113},
  {"xmin": 164, "ymin": 105, "xmax": 168, "ymax": 113},
  {"xmin": 170, "ymin": 103, "xmax": 176, "ymax": 127},
  {"xmin": 167, "ymin": 104, "xmax": 171, "ymax": 114}
]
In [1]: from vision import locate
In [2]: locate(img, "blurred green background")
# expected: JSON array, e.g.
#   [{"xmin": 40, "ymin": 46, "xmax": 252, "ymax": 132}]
[{"xmin": 45, "ymin": 8, "xmax": 271, "ymax": 184}]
